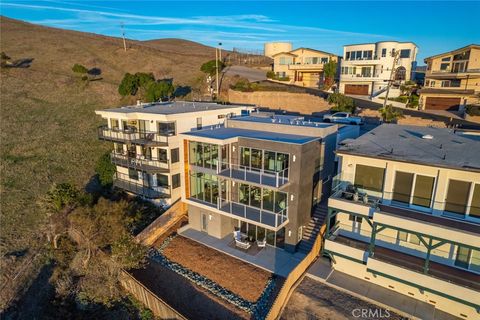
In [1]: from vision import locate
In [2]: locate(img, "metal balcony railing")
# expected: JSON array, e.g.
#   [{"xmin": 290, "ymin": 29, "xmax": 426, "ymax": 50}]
[
  {"xmin": 110, "ymin": 152, "xmax": 169, "ymax": 172},
  {"xmin": 113, "ymin": 172, "xmax": 170, "ymax": 199},
  {"xmin": 217, "ymin": 197, "xmax": 288, "ymax": 229},
  {"xmin": 98, "ymin": 126, "xmax": 169, "ymax": 146}
]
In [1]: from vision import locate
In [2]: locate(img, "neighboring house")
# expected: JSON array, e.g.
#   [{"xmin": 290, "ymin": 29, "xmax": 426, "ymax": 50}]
[
  {"xmin": 272, "ymin": 47, "xmax": 339, "ymax": 88},
  {"xmin": 179, "ymin": 112, "xmax": 359, "ymax": 253},
  {"xmin": 95, "ymin": 101, "xmax": 254, "ymax": 207},
  {"xmin": 324, "ymin": 124, "xmax": 480, "ymax": 319},
  {"xmin": 412, "ymin": 65, "xmax": 427, "ymax": 85},
  {"xmin": 339, "ymin": 41, "xmax": 417, "ymax": 97},
  {"xmin": 418, "ymin": 44, "xmax": 480, "ymax": 112}
]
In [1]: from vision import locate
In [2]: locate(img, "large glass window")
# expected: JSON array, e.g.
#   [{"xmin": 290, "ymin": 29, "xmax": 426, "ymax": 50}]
[
  {"xmin": 470, "ymin": 184, "xmax": 480, "ymax": 218},
  {"xmin": 238, "ymin": 184, "xmax": 287, "ymax": 213},
  {"xmin": 393, "ymin": 172, "xmax": 414, "ymax": 204},
  {"xmin": 172, "ymin": 174, "xmax": 180, "ymax": 189},
  {"xmin": 445, "ymin": 179, "xmax": 471, "ymax": 215},
  {"xmin": 171, "ymin": 148, "xmax": 179, "ymax": 163},
  {"xmin": 111, "ymin": 119, "xmax": 119, "ymax": 130},
  {"xmin": 263, "ymin": 189, "xmax": 274, "ymax": 211},
  {"xmin": 399, "ymin": 49, "xmax": 411, "ymax": 58},
  {"xmin": 251, "ymin": 149, "xmax": 263, "ymax": 170},
  {"xmin": 240, "ymin": 147, "xmax": 251, "ymax": 167},
  {"xmin": 381, "ymin": 48, "xmax": 387, "ymax": 57},
  {"xmin": 354, "ymin": 164, "xmax": 385, "ymax": 192},
  {"xmin": 188, "ymin": 142, "xmax": 219, "ymax": 169},
  {"xmin": 159, "ymin": 148, "xmax": 168, "ymax": 163},
  {"xmin": 128, "ymin": 169, "xmax": 139, "ymax": 180},
  {"xmin": 157, "ymin": 174, "xmax": 168, "ymax": 187},
  {"xmin": 250, "ymin": 186, "xmax": 262, "ymax": 208},
  {"xmin": 158, "ymin": 122, "xmax": 176, "ymax": 136},
  {"xmin": 455, "ymin": 246, "xmax": 471, "ymax": 269},
  {"xmin": 412, "ymin": 175, "xmax": 435, "ymax": 207},
  {"xmin": 189, "ymin": 172, "xmax": 218, "ymax": 204}
]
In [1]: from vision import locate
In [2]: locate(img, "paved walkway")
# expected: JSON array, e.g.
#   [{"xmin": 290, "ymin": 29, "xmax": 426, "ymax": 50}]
[
  {"xmin": 179, "ymin": 227, "xmax": 305, "ymax": 277},
  {"xmin": 305, "ymin": 258, "xmax": 460, "ymax": 320}
]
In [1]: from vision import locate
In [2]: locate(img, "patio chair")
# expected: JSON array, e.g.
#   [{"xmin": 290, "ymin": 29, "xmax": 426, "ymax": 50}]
[
  {"xmin": 235, "ymin": 239, "xmax": 251, "ymax": 250},
  {"xmin": 233, "ymin": 230, "xmax": 241, "ymax": 241},
  {"xmin": 257, "ymin": 238, "xmax": 266, "ymax": 248}
]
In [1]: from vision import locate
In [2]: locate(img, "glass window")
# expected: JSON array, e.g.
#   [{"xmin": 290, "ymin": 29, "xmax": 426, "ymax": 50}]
[
  {"xmin": 264, "ymin": 151, "xmax": 276, "ymax": 172},
  {"xmin": 128, "ymin": 169, "xmax": 139, "ymax": 180},
  {"xmin": 251, "ymin": 149, "xmax": 263, "ymax": 170},
  {"xmin": 240, "ymin": 147, "xmax": 251, "ymax": 168},
  {"xmin": 190, "ymin": 172, "xmax": 202, "ymax": 199},
  {"xmin": 266, "ymin": 229, "xmax": 275, "ymax": 246},
  {"xmin": 445, "ymin": 179, "xmax": 471, "ymax": 215},
  {"xmin": 393, "ymin": 171, "xmax": 414, "ymax": 204},
  {"xmin": 440, "ymin": 63, "xmax": 450, "ymax": 71},
  {"xmin": 172, "ymin": 173, "xmax": 180, "ymax": 189},
  {"xmin": 250, "ymin": 186, "xmax": 262, "ymax": 208},
  {"xmin": 381, "ymin": 48, "xmax": 387, "ymax": 57},
  {"xmin": 348, "ymin": 214, "xmax": 362, "ymax": 223},
  {"xmin": 257, "ymin": 227, "xmax": 266, "ymax": 241},
  {"xmin": 157, "ymin": 174, "xmax": 168, "ymax": 187},
  {"xmin": 239, "ymin": 183, "xmax": 250, "ymax": 205},
  {"xmin": 471, "ymin": 249, "xmax": 480, "ymax": 272},
  {"xmin": 470, "ymin": 184, "xmax": 480, "ymax": 218},
  {"xmin": 111, "ymin": 119, "xmax": 119, "ymax": 129},
  {"xmin": 274, "ymin": 191, "xmax": 287, "ymax": 213},
  {"xmin": 114, "ymin": 143, "xmax": 124, "ymax": 154},
  {"xmin": 397, "ymin": 231, "xmax": 408, "ymax": 242},
  {"xmin": 321, "ymin": 57, "xmax": 328, "ymax": 63},
  {"xmin": 441, "ymin": 57, "xmax": 451, "ymax": 62},
  {"xmin": 354, "ymin": 164, "xmax": 385, "ymax": 192},
  {"xmin": 412, "ymin": 175, "xmax": 435, "ymax": 207},
  {"xmin": 275, "ymin": 228, "xmax": 285, "ymax": 249},
  {"xmin": 356, "ymin": 51, "xmax": 362, "ymax": 60},
  {"xmin": 263, "ymin": 189, "xmax": 274, "ymax": 211},
  {"xmin": 171, "ymin": 148, "xmax": 179, "ymax": 163},
  {"xmin": 158, "ymin": 122, "xmax": 176, "ymax": 136},
  {"xmin": 159, "ymin": 148, "xmax": 168, "ymax": 163},
  {"xmin": 399, "ymin": 49, "xmax": 410, "ymax": 58},
  {"xmin": 346, "ymin": 52, "xmax": 350, "ymax": 60},
  {"xmin": 455, "ymin": 246, "xmax": 471, "ymax": 269}
]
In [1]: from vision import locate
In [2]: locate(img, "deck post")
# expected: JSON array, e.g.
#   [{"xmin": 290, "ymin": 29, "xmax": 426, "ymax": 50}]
[
  {"xmin": 325, "ymin": 208, "xmax": 332, "ymax": 238},
  {"xmin": 368, "ymin": 223, "xmax": 377, "ymax": 257},
  {"xmin": 424, "ymin": 237, "xmax": 433, "ymax": 274}
]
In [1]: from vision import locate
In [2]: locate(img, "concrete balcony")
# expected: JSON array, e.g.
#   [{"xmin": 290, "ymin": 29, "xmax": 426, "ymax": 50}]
[
  {"xmin": 341, "ymin": 58, "xmax": 382, "ymax": 65},
  {"xmin": 111, "ymin": 152, "xmax": 169, "ymax": 173},
  {"xmin": 426, "ymin": 69, "xmax": 480, "ymax": 79},
  {"xmin": 324, "ymin": 235, "xmax": 368, "ymax": 263},
  {"xmin": 113, "ymin": 173, "xmax": 170, "ymax": 199},
  {"xmin": 98, "ymin": 126, "xmax": 169, "ymax": 146}
]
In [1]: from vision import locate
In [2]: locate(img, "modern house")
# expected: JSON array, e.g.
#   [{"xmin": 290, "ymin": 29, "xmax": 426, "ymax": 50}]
[
  {"xmin": 178, "ymin": 112, "xmax": 359, "ymax": 254},
  {"xmin": 272, "ymin": 47, "xmax": 338, "ymax": 88},
  {"xmin": 324, "ymin": 124, "xmax": 480, "ymax": 318},
  {"xmin": 95, "ymin": 101, "xmax": 254, "ymax": 206},
  {"xmin": 419, "ymin": 44, "xmax": 480, "ymax": 111},
  {"xmin": 339, "ymin": 41, "xmax": 417, "ymax": 97}
]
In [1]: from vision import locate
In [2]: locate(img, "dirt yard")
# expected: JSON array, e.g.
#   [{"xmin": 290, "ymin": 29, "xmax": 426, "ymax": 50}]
[{"xmin": 162, "ymin": 236, "xmax": 272, "ymax": 303}]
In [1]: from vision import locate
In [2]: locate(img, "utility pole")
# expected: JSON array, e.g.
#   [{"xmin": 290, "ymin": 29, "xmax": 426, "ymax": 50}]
[
  {"xmin": 215, "ymin": 46, "xmax": 219, "ymax": 99},
  {"xmin": 382, "ymin": 50, "xmax": 400, "ymax": 109},
  {"xmin": 121, "ymin": 22, "xmax": 127, "ymax": 52}
]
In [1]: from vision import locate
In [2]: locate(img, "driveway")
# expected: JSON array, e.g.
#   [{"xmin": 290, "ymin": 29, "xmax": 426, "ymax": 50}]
[{"xmin": 223, "ymin": 65, "xmax": 267, "ymax": 82}]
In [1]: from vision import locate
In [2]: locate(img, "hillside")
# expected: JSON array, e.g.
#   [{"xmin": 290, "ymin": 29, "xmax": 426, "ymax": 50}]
[{"xmin": 0, "ymin": 16, "xmax": 217, "ymax": 306}]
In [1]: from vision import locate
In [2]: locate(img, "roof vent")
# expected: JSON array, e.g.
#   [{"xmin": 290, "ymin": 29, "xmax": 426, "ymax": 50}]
[{"xmin": 422, "ymin": 134, "xmax": 434, "ymax": 140}]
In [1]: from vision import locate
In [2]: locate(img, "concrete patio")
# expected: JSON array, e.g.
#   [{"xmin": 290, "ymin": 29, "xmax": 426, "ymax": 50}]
[{"xmin": 178, "ymin": 227, "xmax": 305, "ymax": 277}]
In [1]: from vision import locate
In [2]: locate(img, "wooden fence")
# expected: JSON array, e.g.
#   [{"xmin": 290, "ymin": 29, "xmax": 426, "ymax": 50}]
[
  {"xmin": 120, "ymin": 270, "xmax": 187, "ymax": 320},
  {"xmin": 265, "ymin": 224, "xmax": 327, "ymax": 320},
  {"xmin": 135, "ymin": 200, "xmax": 187, "ymax": 246}
]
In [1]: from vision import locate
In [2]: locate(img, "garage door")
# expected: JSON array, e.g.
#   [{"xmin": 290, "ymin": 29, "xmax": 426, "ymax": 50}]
[
  {"xmin": 425, "ymin": 97, "xmax": 461, "ymax": 111},
  {"xmin": 345, "ymin": 84, "xmax": 369, "ymax": 95}
]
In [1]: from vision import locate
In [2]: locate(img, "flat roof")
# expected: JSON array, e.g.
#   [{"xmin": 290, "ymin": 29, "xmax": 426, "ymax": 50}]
[
  {"xmin": 230, "ymin": 114, "xmax": 335, "ymax": 129},
  {"xmin": 343, "ymin": 40, "xmax": 418, "ymax": 48},
  {"xmin": 96, "ymin": 101, "xmax": 251, "ymax": 115},
  {"xmin": 182, "ymin": 127, "xmax": 319, "ymax": 144},
  {"xmin": 337, "ymin": 124, "xmax": 480, "ymax": 172}
]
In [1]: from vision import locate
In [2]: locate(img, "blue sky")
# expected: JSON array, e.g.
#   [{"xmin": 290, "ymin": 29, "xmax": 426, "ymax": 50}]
[{"xmin": 1, "ymin": 1, "xmax": 479, "ymax": 62}]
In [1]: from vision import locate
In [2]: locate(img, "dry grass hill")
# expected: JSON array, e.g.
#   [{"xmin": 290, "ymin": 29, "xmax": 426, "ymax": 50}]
[{"xmin": 0, "ymin": 16, "xmax": 219, "ymax": 306}]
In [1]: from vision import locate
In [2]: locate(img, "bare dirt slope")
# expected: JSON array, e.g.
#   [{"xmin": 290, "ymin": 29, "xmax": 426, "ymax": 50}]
[{"xmin": 0, "ymin": 16, "xmax": 215, "ymax": 306}]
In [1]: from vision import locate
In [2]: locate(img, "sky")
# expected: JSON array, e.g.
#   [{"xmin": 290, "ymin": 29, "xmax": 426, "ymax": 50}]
[{"xmin": 1, "ymin": 1, "xmax": 479, "ymax": 63}]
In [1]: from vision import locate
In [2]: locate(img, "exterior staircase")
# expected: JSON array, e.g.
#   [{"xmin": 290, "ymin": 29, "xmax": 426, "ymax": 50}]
[{"xmin": 298, "ymin": 205, "xmax": 328, "ymax": 254}]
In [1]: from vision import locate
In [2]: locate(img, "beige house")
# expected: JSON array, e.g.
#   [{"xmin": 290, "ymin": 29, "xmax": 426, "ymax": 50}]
[
  {"xmin": 419, "ymin": 44, "xmax": 480, "ymax": 111},
  {"xmin": 272, "ymin": 47, "xmax": 338, "ymax": 88},
  {"xmin": 324, "ymin": 124, "xmax": 480, "ymax": 319}
]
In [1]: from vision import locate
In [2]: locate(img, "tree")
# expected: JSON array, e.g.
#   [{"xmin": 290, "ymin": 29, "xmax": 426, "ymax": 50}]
[
  {"xmin": 145, "ymin": 80, "xmax": 174, "ymax": 102},
  {"xmin": 379, "ymin": 104, "xmax": 404, "ymax": 123},
  {"xmin": 323, "ymin": 61, "xmax": 337, "ymax": 89},
  {"xmin": 72, "ymin": 64, "xmax": 88, "ymax": 74},
  {"xmin": 118, "ymin": 73, "xmax": 139, "ymax": 96},
  {"xmin": 200, "ymin": 60, "xmax": 225, "ymax": 76},
  {"xmin": 327, "ymin": 93, "xmax": 355, "ymax": 113},
  {"xmin": 266, "ymin": 70, "xmax": 275, "ymax": 79},
  {"xmin": 135, "ymin": 72, "xmax": 155, "ymax": 89},
  {"xmin": 95, "ymin": 152, "xmax": 116, "ymax": 187}
]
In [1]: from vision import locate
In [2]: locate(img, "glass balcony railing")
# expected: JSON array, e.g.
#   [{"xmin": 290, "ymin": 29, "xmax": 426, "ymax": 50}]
[
  {"xmin": 113, "ymin": 172, "xmax": 170, "ymax": 199},
  {"xmin": 216, "ymin": 161, "xmax": 289, "ymax": 188},
  {"xmin": 217, "ymin": 197, "xmax": 288, "ymax": 229},
  {"xmin": 98, "ymin": 126, "xmax": 169, "ymax": 145},
  {"xmin": 110, "ymin": 152, "xmax": 169, "ymax": 172}
]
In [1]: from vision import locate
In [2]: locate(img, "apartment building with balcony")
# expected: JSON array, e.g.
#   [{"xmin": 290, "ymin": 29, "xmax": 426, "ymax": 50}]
[
  {"xmin": 419, "ymin": 44, "xmax": 480, "ymax": 111},
  {"xmin": 272, "ymin": 47, "xmax": 338, "ymax": 88},
  {"xmin": 323, "ymin": 124, "xmax": 480, "ymax": 318},
  {"xmin": 339, "ymin": 41, "xmax": 417, "ymax": 97},
  {"xmin": 95, "ymin": 101, "xmax": 253, "ymax": 206},
  {"xmin": 178, "ymin": 113, "xmax": 359, "ymax": 253}
]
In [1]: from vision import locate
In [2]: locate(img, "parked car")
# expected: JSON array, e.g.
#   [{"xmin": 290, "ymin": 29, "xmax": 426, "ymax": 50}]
[{"xmin": 323, "ymin": 112, "xmax": 364, "ymax": 125}]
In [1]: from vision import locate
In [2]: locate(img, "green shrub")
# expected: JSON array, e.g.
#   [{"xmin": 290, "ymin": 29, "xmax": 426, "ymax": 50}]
[
  {"xmin": 466, "ymin": 105, "xmax": 480, "ymax": 116},
  {"xmin": 407, "ymin": 95, "xmax": 419, "ymax": 108},
  {"xmin": 118, "ymin": 73, "xmax": 139, "ymax": 96},
  {"xmin": 266, "ymin": 70, "xmax": 275, "ymax": 79},
  {"xmin": 72, "ymin": 63, "xmax": 88, "ymax": 74},
  {"xmin": 379, "ymin": 104, "xmax": 404, "ymax": 123},
  {"xmin": 327, "ymin": 93, "xmax": 355, "ymax": 113},
  {"xmin": 277, "ymin": 76, "xmax": 290, "ymax": 81},
  {"xmin": 44, "ymin": 183, "xmax": 80, "ymax": 212},
  {"xmin": 95, "ymin": 152, "xmax": 116, "ymax": 187},
  {"xmin": 145, "ymin": 80, "xmax": 174, "ymax": 102},
  {"xmin": 230, "ymin": 79, "xmax": 254, "ymax": 92},
  {"xmin": 200, "ymin": 60, "xmax": 225, "ymax": 76}
]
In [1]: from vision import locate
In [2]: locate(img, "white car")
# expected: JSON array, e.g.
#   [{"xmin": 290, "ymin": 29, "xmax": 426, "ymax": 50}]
[{"xmin": 323, "ymin": 112, "xmax": 364, "ymax": 125}]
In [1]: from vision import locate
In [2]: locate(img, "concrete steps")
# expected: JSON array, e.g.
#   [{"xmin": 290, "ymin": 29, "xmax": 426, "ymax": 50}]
[{"xmin": 298, "ymin": 205, "xmax": 328, "ymax": 254}]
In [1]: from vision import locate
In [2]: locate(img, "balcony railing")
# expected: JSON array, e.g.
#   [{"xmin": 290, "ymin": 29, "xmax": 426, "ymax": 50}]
[
  {"xmin": 110, "ymin": 152, "xmax": 169, "ymax": 172},
  {"xmin": 98, "ymin": 126, "xmax": 169, "ymax": 145},
  {"xmin": 428, "ymin": 68, "xmax": 480, "ymax": 75},
  {"xmin": 216, "ymin": 161, "xmax": 289, "ymax": 188},
  {"xmin": 113, "ymin": 172, "xmax": 170, "ymax": 199},
  {"xmin": 340, "ymin": 73, "xmax": 380, "ymax": 79},
  {"xmin": 217, "ymin": 197, "xmax": 288, "ymax": 229}
]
